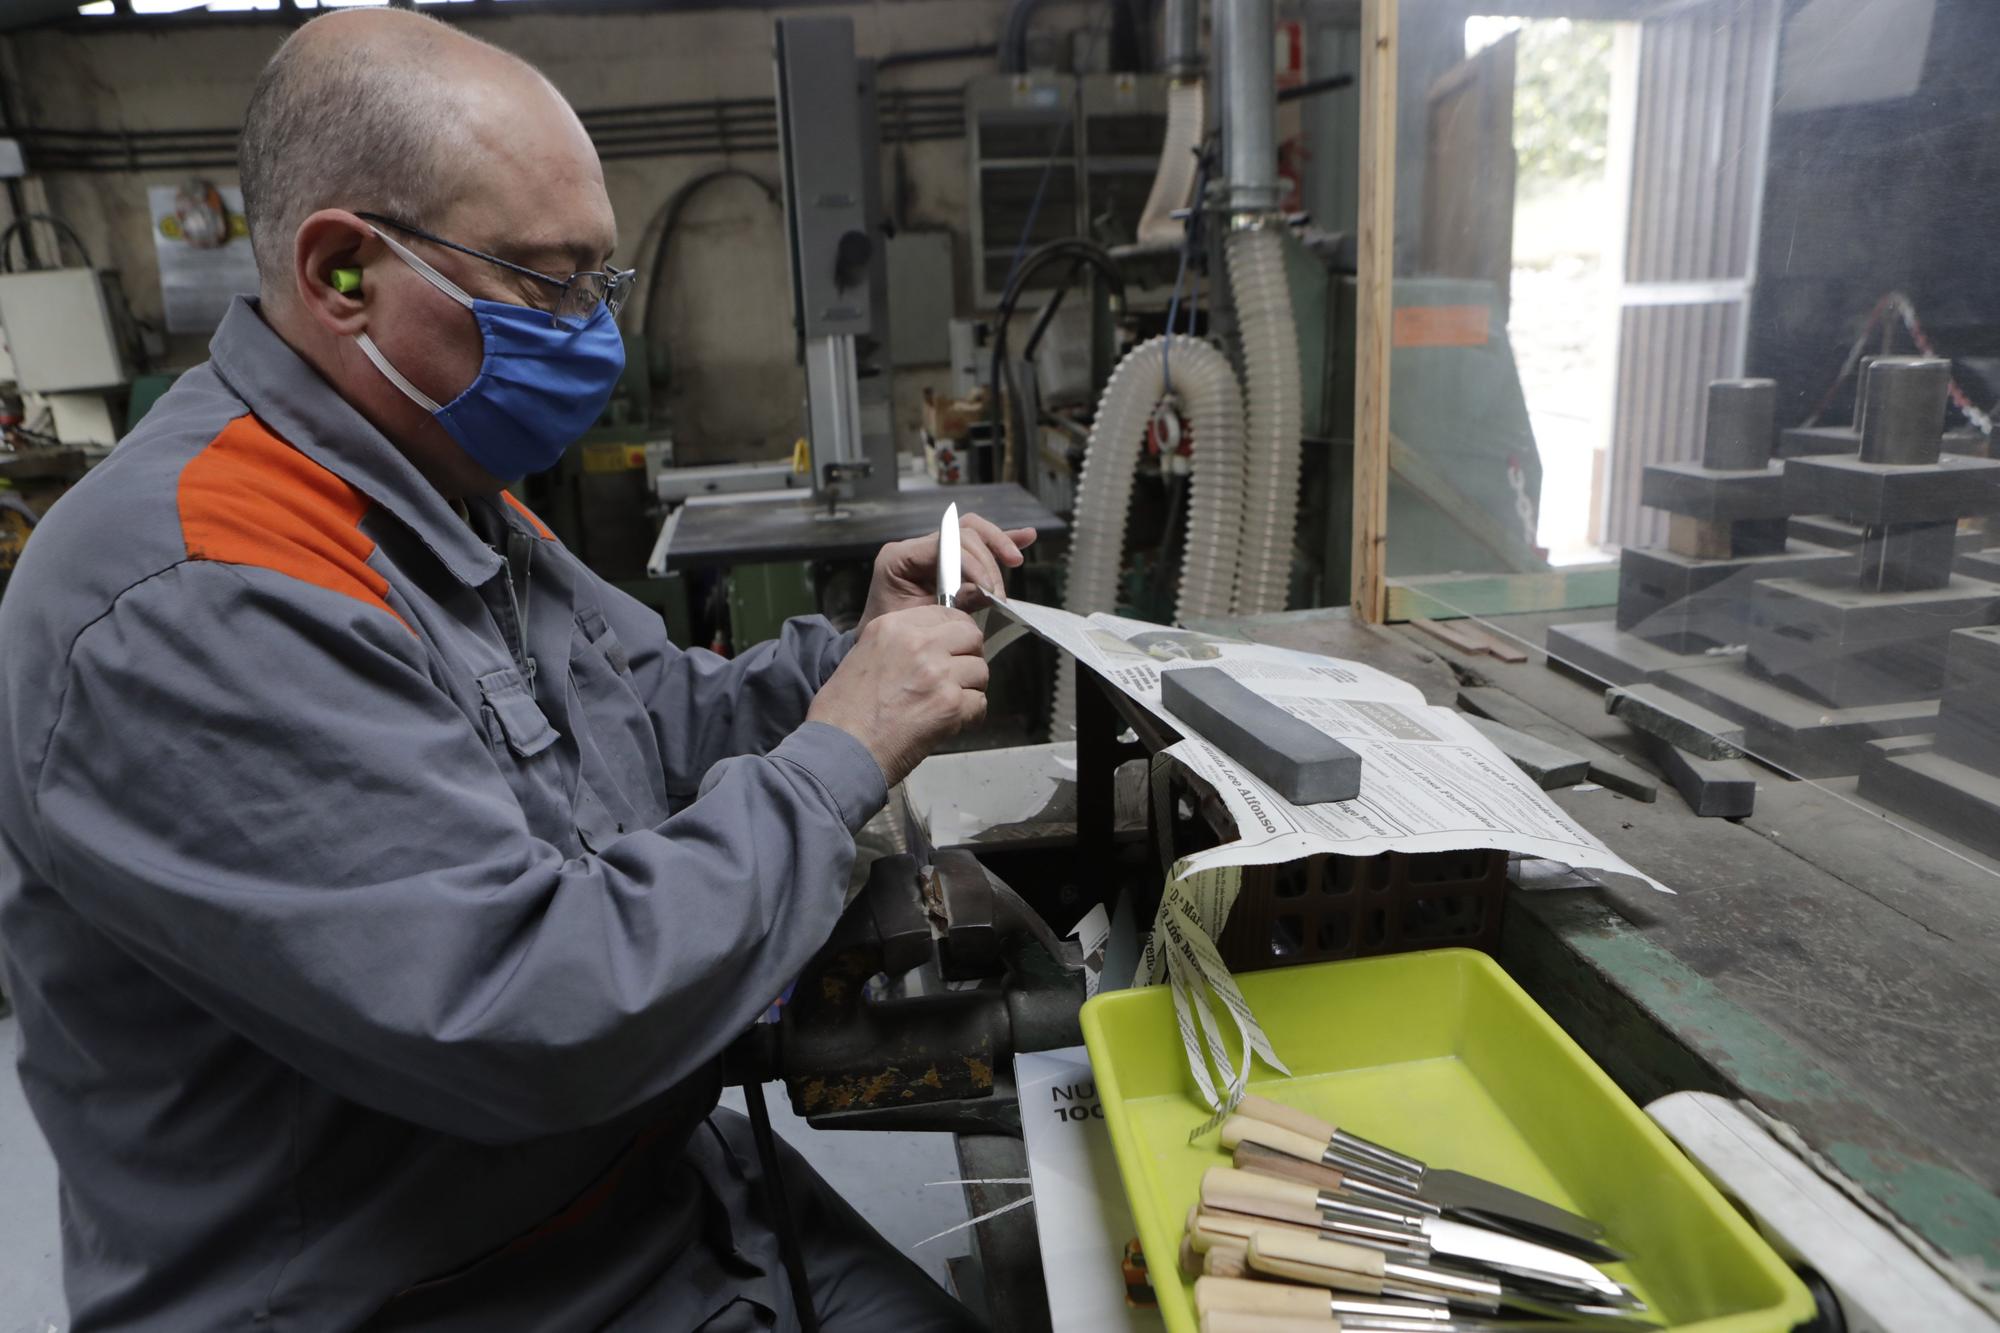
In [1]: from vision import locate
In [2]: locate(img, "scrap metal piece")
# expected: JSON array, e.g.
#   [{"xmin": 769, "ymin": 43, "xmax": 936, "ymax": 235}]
[
  {"xmin": 1700, "ymin": 378, "xmax": 1777, "ymax": 471},
  {"xmin": 1639, "ymin": 460, "xmax": 1788, "ymax": 522},
  {"xmin": 1858, "ymin": 356, "xmax": 1949, "ymax": 466}
]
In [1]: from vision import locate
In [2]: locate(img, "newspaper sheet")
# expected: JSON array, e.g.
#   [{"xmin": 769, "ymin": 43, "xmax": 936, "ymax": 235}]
[
  {"xmin": 993, "ymin": 599, "xmax": 1667, "ymax": 1133},
  {"xmin": 1016, "ymin": 1047, "xmax": 1164, "ymax": 1333}
]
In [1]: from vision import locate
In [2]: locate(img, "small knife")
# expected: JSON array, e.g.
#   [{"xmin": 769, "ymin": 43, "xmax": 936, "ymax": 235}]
[
  {"xmin": 1231, "ymin": 1097, "xmax": 1617, "ymax": 1261},
  {"xmin": 1242, "ymin": 1229, "xmax": 1661, "ymax": 1327},
  {"xmin": 1199, "ymin": 1168, "xmax": 1637, "ymax": 1307},
  {"xmin": 936, "ymin": 501, "xmax": 962, "ymax": 608},
  {"xmin": 1193, "ymin": 1276, "xmax": 1655, "ymax": 1332}
]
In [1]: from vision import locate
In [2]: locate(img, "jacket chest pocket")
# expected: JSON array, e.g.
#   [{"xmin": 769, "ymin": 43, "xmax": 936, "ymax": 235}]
[
  {"xmin": 568, "ymin": 608, "xmax": 672, "ymax": 836},
  {"xmin": 476, "ymin": 666, "xmax": 578, "ymax": 851}
]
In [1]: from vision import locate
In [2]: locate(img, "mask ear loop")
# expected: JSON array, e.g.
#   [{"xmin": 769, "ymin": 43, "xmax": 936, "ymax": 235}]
[
  {"xmin": 368, "ymin": 226, "xmax": 476, "ymax": 309},
  {"xmin": 353, "ymin": 225, "xmax": 478, "ymax": 414}
]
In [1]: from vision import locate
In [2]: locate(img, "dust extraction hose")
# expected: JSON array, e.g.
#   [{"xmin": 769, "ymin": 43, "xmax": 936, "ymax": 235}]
[
  {"xmin": 1226, "ymin": 225, "xmax": 1303, "ymax": 615},
  {"xmin": 1054, "ymin": 334, "xmax": 1246, "ymax": 734},
  {"xmin": 1137, "ymin": 79, "xmax": 1206, "ymax": 246}
]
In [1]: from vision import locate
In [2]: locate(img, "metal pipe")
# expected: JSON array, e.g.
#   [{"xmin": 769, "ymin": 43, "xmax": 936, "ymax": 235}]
[
  {"xmin": 1164, "ymin": 0, "xmax": 1202, "ymax": 77},
  {"xmin": 1220, "ymin": 0, "xmax": 1279, "ymax": 215}
]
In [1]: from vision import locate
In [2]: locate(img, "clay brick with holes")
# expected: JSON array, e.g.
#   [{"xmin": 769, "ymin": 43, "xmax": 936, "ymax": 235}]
[{"xmin": 1214, "ymin": 848, "xmax": 1510, "ymax": 974}]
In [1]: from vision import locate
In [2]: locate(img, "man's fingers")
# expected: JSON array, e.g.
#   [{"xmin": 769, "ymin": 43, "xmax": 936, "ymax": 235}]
[
  {"xmin": 949, "ymin": 652, "xmax": 991, "ymax": 693},
  {"xmin": 936, "ymin": 612, "xmax": 986, "ymax": 657},
  {"xmin": 962, "ymin": 513, "xmax": 1030, "ymax": 567},
  {"xmin": 958, "ymin": 540, "xmax": 1006, "ymax": 604},
  {"xmin": 883, "ymin": 604, "xmax": 986, "ymax": 653},
  {"xmin": 955, "ymin": 686, "xmax": 989, "ymax": 730}
]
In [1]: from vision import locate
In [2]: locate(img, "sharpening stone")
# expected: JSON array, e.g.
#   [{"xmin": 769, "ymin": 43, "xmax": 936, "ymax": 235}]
[
  {"xmin": 1641, "ymin": 734, "xmax": 1758, "ymax": 818},
  {"xmin": 1462, "ymin": 714, "xmax": 1589, "ymax": 790},
  {"xmin": 1606, "ymin": 682, "xmax": 1746, "ymax": 759},
  {"xmin": 1160, "ymin": 666, "xmax": 1362, "ymax": 805}
]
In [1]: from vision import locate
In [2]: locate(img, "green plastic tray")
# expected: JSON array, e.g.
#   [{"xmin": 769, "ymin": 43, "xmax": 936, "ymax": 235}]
[{"xmin": 1079, "ymin": 949, "xmax": 1814, "ymax": 1332}]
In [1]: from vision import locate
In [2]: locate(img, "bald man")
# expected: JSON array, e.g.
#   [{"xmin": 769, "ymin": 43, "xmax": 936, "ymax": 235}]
[{"xmin": 0, "ymin": 12, "xmax": 1016, "ymax": 1331}]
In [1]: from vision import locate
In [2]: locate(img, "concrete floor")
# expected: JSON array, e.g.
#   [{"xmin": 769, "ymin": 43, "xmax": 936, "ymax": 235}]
[{"xmin": 0, "ymin": 1014, "xmax": 969, "ymax": 1330}]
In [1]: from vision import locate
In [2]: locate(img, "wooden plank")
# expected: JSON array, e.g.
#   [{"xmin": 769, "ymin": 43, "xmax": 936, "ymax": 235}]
[
  {"xmin": 1350, "ymin": 0, "xmax": 1398, "ymax": 624},
  {"xmin": 1410, "ymin": 615, "xmax": 1484, "ymax": 654},
  {"xmin": 1386, "ymin": 565, "xmax": 1620, "ymax": 622},
  {"xmin": 1453, "ymin": 621, "xmax": 1529, "ymax": 664}
]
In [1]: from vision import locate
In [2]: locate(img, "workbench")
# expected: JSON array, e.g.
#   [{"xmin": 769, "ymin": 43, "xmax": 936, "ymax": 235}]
[
  {"xmin": 660, "ymin": 481, "xmax": 1066, "ymax": 569},
  {"xmin": 964, "ymin": 604, "xmax": 2000, "ymax": 1327}
]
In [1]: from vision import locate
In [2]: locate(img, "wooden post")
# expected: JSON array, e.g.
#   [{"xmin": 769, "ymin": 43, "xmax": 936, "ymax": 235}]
[{"xmin": 1351, "ymin": 0, "xmax": 1398, "ymax": 623}]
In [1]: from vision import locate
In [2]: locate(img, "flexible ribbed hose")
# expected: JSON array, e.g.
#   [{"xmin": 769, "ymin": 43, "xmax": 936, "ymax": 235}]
[
  {"xmin": 1137, "ymin": 79, "xmax": 1206, "ymax": 245},
  {"xmin": 1227, "ymin": 226, "xmax": 1303, "ymax": 615},
  {"xmin": 1054, "ymin": 335, "xmax": 1246, "ymax": 735}
]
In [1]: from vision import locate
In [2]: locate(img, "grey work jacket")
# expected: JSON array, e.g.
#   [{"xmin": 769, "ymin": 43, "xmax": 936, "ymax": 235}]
[{"xmin": 0, "ymin": 298, "xmax": 884, "ymax": 1330}]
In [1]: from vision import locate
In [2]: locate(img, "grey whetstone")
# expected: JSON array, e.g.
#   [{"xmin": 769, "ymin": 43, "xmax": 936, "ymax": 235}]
[
  {"xmin": 1462, "ymin": 714, "xmax": 1590, "ymax": 790},
  {"xmin": 1458, "ymin": 686, "xmax": 1660, "ymax": 802},
  {"xmin": 1642, "ymin": 734, "xmax": 1759, "ymax": 818},
  {"xmin": 1160, "ymin": 667, "xmax": 1362, "ymax": 804},
  {"xmin": 1606, "ymin": 682, "xmax": 1747, "ymax": 760}
]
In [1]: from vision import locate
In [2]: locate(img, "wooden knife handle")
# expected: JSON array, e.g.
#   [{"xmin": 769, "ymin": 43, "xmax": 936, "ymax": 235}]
[
  {"xmin": 1233, "ymin": 1141, "xmax": 1347, "ymax": 1193},
  {"xmin": 1194, "ymin": 1276, "xmax": 1333, "ymax": 1318},
  {"xmin": 1221, "ymin": 1115, "xmax": 1330, "ymax": 1167},
  {"xmin": 1200, "ymin": 1167, "xmax": 1324, "ymax": 1226},
  {"xmin": 1193, "ymin": 1205, "xmax": 1321, "ymax": 1250},
  {"xmin": 1201, "ymin": 1314, "xmax": 1340, "ymax": 1333},
  {"xmin": 1238, "ymin": 1093, "xmax": 1337, "ymax": 1145},
  {"xmin": 1246, "ymin": 1229, "xmax": 1388, "ymax": 1296},
  {"xmin": 1179, "ymin": 1233, "xmax": 1205, "ymax": 1281},
  {"xmin": 1203, "ymin": 1241, "xmax": 1250, "ymax": 1279}
]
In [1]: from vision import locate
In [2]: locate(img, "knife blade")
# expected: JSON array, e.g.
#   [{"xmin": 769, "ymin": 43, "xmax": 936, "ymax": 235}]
[
  {"xmin": 937, "ymin": 501, "xmax": 961, "ymax": 608},
  {"xmin": 1200, "ymin": 1167, "xmax": 1637, "ymax": 1307},
  {"xmin": 1243, "ymin": 1229, "xmax": 1661, "ymax": 1328},
  {"xmin": 1230, "ymin": 1097, "xmax": 1616, "ymax": 1259}
]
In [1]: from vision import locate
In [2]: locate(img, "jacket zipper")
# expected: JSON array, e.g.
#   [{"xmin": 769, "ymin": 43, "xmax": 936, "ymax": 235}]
[{"xmin": 498, "ymin": 526, "xmax": 537, "ymax": 689}]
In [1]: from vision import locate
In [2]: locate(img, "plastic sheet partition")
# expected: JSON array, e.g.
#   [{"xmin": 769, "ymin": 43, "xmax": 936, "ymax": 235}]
[
  {"xmin": 1606, "ymin": 301, "xmax": 1748, "ymax": 551},
  {"xmin": 1603, "ymin": 0, "xmax": 1780, "ymax": 551}
]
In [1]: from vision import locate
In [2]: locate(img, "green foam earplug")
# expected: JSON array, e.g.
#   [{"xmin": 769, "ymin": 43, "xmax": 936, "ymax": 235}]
[{"xmin": 331, "ymin": 267, "xmax": 362, "ymax": 294}]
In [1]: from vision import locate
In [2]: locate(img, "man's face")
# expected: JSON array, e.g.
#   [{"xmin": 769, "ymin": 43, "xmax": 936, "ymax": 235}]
[{"xmin": 358, "ymin": 73, "xmax": 618, "ymax": 462}]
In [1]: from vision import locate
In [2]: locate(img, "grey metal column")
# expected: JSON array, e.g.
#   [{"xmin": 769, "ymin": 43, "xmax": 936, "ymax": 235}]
[
  {"xmin": 1164, "ymin": 0, "xmax": 1202, "ymax": 77},
  {"xmin": 1220, "ymin": 0, "xmax": 1278, "ymax": 216},
  {"xmin": 775, "ymin": 16, "xmax": 897, "ymax": 501}
]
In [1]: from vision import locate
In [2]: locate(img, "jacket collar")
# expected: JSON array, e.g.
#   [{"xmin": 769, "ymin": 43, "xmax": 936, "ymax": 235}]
[{"xmin": 206, "ymin": 297, "xmax": 505, "ymax": 589}]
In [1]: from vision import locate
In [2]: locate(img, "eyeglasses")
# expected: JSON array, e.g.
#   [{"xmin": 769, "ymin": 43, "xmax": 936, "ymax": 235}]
[{"xmin": 356, "ymin": 211, "xmax": 635, "ymax": 329}]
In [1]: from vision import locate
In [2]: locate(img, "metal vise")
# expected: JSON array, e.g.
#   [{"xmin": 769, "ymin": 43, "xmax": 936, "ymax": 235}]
[{"xmin": 731, "ymin": 849, "xmax": 1086, "ymax": 1136}]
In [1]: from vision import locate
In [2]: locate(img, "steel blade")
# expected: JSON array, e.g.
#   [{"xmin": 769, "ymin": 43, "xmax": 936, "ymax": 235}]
[
  {"xmin": 937, "ymin": 502, "xmax": 961, "ymax": 607},
  {"xmin": 1421, "ymin": 1217, "xmax": 1632, "ymax": 1303},
  {"xmin": 1421, "ymin": 1167, "xmax": 1608, "ymax": 1241},
  {"xmin": 1446, "ymin": 1205, "xmax": 1626, "ymax": 1265}
]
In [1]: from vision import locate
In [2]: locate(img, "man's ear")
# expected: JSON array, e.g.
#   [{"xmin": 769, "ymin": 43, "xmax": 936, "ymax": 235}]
[{"xmin": 291, "ymin": 209, "xmax": 382, "ymax": 337}]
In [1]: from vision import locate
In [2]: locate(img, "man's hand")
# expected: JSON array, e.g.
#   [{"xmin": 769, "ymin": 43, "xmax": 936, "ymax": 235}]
[
  {"xmin": 808, "ymin": 605, "xmax": 989, "ymax": 787},
  {"xmin": 858, "ymin": 513, "xmax": 1036, "ymax": 630}
]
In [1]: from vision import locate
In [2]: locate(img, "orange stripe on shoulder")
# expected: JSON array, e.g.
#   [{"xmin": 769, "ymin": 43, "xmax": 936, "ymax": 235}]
[
  {"xmin": 178, "ymin": 415, "xmax": 410, "ymax": 631},
  {"xmin": 500, "ymin": 489, "xmax": 555, "ymax": 541}
]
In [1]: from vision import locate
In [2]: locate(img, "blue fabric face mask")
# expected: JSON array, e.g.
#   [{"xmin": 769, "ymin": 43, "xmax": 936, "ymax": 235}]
[{"xmin": 354, "ymin": 228, "xmax": 626, "ymax": 481}]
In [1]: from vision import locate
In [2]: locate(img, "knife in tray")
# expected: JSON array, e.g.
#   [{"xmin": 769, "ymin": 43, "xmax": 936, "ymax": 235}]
[
  {"xmin": 1198, "ymin": 1168, "xmax": 1638, "ymax": 1308},
  {"xmin": 1239, "ymin": 1228, "xmax": 1661, "ymax": 1327},
  {"xmin": 1228, "ymin": 1096, "xmax": 1618, "ymax": 1262}
]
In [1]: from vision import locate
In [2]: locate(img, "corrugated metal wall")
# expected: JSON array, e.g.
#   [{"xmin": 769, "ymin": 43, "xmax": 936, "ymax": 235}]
[{"xmin": 1604, "ymin": 0, "xmax": 1780, "ymax": 551}]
